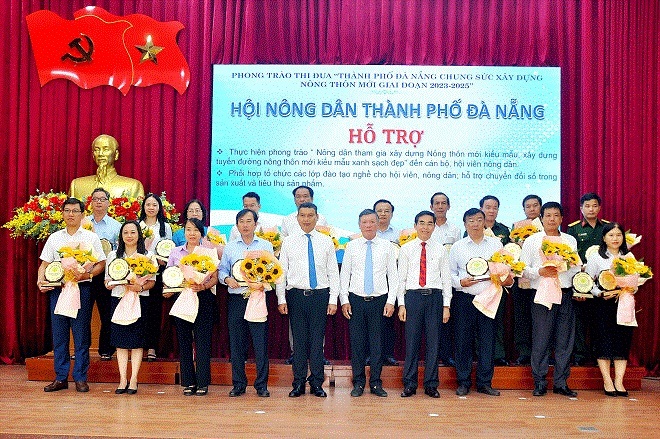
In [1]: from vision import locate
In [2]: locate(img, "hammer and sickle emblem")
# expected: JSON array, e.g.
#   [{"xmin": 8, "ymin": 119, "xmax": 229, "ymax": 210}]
[{"xmin": 61, "ymin": 34, "xmax": 94, "ymax": 63}]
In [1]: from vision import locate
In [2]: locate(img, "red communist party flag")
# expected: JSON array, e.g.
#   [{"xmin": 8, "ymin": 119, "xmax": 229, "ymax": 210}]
[
  {"xmin": 27, "ymin": 7, "xmax": 190, "ymax": 95},
  {"xmin": 74, "ymin": 7, "xmax": 191, "ymax": 94},
  {"xmin": 26, "ymin": 10, "xmax": 134, "ymax": 95}
]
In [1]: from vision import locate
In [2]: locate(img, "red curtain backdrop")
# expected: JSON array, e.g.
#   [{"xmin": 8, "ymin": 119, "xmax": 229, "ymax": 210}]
[{"xmin": 1, "ymin": 0, "xmax": 658, "ymax": 373}]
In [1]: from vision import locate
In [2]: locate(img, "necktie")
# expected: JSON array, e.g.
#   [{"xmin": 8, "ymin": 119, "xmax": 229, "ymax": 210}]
[
  {"xmin": 364, "ymin": 240, "xmax": 374, "ymax": 295},
  {"xmin": 306, "ymin": 234, "xmax": 317, "ymax": 289},
  {"xmin": 419, "ymin": 241, "xmax": 427, "ymax": 287}
]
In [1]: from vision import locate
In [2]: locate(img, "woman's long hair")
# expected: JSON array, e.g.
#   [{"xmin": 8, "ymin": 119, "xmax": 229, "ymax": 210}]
[
  {"xmin": 597, "ymin": 222, "xmax": 629, "ymax": 259},
  {"xmin": 116, "ymin": 220, "xmax": 147, "ymax": 258},
  {"xmin": 139, "ymin": 193, "xmax": 167, "ymax": 237}
]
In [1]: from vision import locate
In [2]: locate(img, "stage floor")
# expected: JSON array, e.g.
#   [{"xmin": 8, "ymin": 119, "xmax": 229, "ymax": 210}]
[{"xmin": 2, "ymin": 365, "xmax": 659, "ymax": 438}]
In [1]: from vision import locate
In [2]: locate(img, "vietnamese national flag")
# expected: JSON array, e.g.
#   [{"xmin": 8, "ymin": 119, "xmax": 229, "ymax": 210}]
[
  {"xmin": 74, "ymin": 7, "xmax": 191, "ymax": 94},
  {"xmin": 26, "ymin": 10, "xmax": 134, "ymax": 95}
]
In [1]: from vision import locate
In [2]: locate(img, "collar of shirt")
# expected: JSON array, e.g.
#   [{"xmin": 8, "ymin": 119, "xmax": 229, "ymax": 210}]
[{"xmin": 166, "ymin": 245, "xmax": 190, "ymax": 268}]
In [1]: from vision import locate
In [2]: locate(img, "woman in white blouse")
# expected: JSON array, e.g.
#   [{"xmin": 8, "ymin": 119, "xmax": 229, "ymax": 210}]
[
  {"xmin": 584, "ymin": 222, "xmax": 633, "ymax": 397},
  {"xmin": 104, "ymin": 221, "xmax": 155, "ymax": 394},
  {"xmin": 139, "ymin": 193, "xmax": 172, "ymax": 361}
]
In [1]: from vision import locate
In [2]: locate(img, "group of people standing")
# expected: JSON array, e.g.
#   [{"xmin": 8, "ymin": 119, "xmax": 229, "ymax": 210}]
[{"xmin": 36, "ymin": 184, "xmax": 639, "ymax": 399}]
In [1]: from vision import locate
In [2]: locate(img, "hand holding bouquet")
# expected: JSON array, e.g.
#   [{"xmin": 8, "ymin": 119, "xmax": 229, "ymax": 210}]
[
  {"xmin": 111, "ymin": 254, "xmax": 158, "ymax": 325},
  {"xmin": 54, "ymin": 242, "xmax": 99, "ymax": 318},
  {"xmin": 534, "ymin": 236, "xmax": 580, "ymax": 310},
  {"xmin": 239, "ymin": 250, "xmax": 283, "ymax": 322},
  {"xmin": 170, "ymin": 247, "xmax": 219, "ymax": 323},
  {"xmin": 472, "ymin": 249, "xmax": 524, "ymax": 319},
  {"xmin": 610, "ymin": 254, "xmax": 652, "ymax": 327}
]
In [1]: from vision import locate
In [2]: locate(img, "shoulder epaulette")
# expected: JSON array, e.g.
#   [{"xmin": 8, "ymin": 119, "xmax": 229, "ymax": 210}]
[{"xmin": 567, "ymin": 220, "xmax": 580, "ymax": 227}]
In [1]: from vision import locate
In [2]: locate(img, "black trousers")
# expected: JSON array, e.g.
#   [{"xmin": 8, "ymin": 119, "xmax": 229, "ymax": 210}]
[
  {"xmin": 531, "ymin": 288, "xmax": 575, "ymax": 388},
  {"xmin": 227, "ymin": 294, "xmax": 269, "ymax": 391},
  {"xmin": 348, "ymin": 293, "xmax": 387, "ymax": 388},
  {"xmin": 90, "ymin": 273, "xmax": 114, "ymax": 356},
  {"xmin": 438, "ymin": 289, "xmax": 456, "ymax": 362},
  {"xmin": 493, "ymin": 292, "xmax": 507, "ymax": 360},
  {"xmin": 454, "ymin": 290, "xmax": 496, "ymax": 388},
  {"xmin": 402, "ymin": 289, "xmax": 441, "ymax": 389},
  {"xmin": 381, "ymin": 313, "xmax": 396, "ymax": 361},
  {"xmin": 174, "ymin": 289, "xmax": 216, "ymax": 388},
  {"xmin": 512, "ymin": 280, "xmax": 534, "ymax": 358},
  {"xmin": 286, "ymin": 288, "xmax": 329, "ymax": 388},
  {"xmin": 573, "ymin": 299, "xmax": 594, "ymax": 361}
]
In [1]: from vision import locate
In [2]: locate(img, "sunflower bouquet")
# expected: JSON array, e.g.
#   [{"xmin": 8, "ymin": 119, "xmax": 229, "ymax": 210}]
[
  {"xmin": 315, "ymin": 225, "xmax": 340, "ymax": 249},
  {"xmin": 472, "ymin": 248, "xmax": 522, "ymax": 319},
  {"xmin": 125, "ymin": 254, "xmax": 159, "ymax": 277},
  {"xmin": 3, "ymin": 190, "xmax": 68, "ymax": 240},
  {"xmin": 205, "ymin": 228, "xmax": 227, "ymax": 246},
  {"xmin": 52, "ymin": 242, "xmax": 99, "ymax": 318},
  {"xmin": 541, "ymin": 238, "xmax": 581, "ymax": 271},
  {"xmin": 180, "ymin": 253, "xmax": 218, "ymax": 275},
  {"xmin": 398, "ymin": 228, "xmax": 418, "ymax": 246},
  {"xmin": 612, "ymin": 255, "xmax": 653, "ymax": 282},
  {"xmin": 201, "ymin": 227, "xmax": 226, "ymax": 260},
  {"xmin": 111, "ymin": 254, "xmax": 158, "ymax": 325},
  {"xmin": 534, "ymin": 236, "xmax": 580, "ymax": 310},
  {"xmin": 256, "ymin": 227, "xmax": 282, "ymax": 253},
  {"xmin": 489, "ymin": 248, "xmax": 526, "ymax": 276},
  {"xmin": 608, "ymin": 254, "xmax": 652, "ymax": 327},
  {"xmin": 170, "ymin": 247, "xmax": 219, "ymax": 323},
  {"xmin": 509, "ymin": 218, "xmax": 542, "ymax": 244},
  {"xmin": 58, "ymin": 243, "xmax": 98, "ymax": 271},
  {"xmin": 239, "ymin": 250, "xmax": 282, "ymax": 322},
  {"xmin": 239, "ymin": 250, "xmax": 283, "ymax": 296}
]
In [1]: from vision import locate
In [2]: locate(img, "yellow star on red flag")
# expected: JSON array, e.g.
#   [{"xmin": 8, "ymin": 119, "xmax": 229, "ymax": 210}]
[{"xmin": 135, "ymin": 35, "xmax": 163, "ymax": 64}]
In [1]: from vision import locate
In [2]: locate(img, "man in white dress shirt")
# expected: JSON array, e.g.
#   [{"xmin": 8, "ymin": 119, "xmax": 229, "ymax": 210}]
[
  {"xmin": 277, "ymin": 203, "xmax": 339, "ymax": 397},
  {"xmin": 373, "ymin": 199, "xmax": 399, "ymax": 366},
  {"xmin": 280, "ymin": 186, "xmax": 328, "ymax": 238},
  {"xmin": 429, "ymin": 192, "xmax": 462, "ymax": 245},
  {"xmin": 398, "ymin": 211, "xmax": 452, "ymax": 398},
  {"xmin": 37, "ymin": 198, "xmax": 106, "ymax": 393},
  {"xmin": 281, "ymin": 186, "xmax": 329, "ymax": 365},
  {"xmin": 429, "ymin": 192, "xmax": 461, "ymax": 368},
  {"xmin": 450, "ymin": 208, "xmax": 512, "ymax": 397},
  {"xmin": 340, "ymin": 209, "xmax": 398, "ymax": 397},
  {"xmin": 228, "ymin": 192, "xmax": 279, "ymax": 242},
  {"xmin": 520, "ymin": 202, "xmax": 581, "ymax": 398}
]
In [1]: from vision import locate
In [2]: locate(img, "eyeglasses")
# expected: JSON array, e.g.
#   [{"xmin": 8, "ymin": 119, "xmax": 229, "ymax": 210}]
[
  {"xmin": 187, "ymin": 208, "xmax": 203, "ymax": 213},
  {"xmin": 91, "ymin": 197, "xmax": 108, "ymax": 202},
  {"xmin": 63, "ymin": 209, "xmax": 82, "ymax": 214}
]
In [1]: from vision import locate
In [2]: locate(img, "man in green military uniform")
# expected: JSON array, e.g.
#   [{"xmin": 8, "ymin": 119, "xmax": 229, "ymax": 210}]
[{"xmin": 567, "ymin": 192, "xmax": 608, "ymax": 365}]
